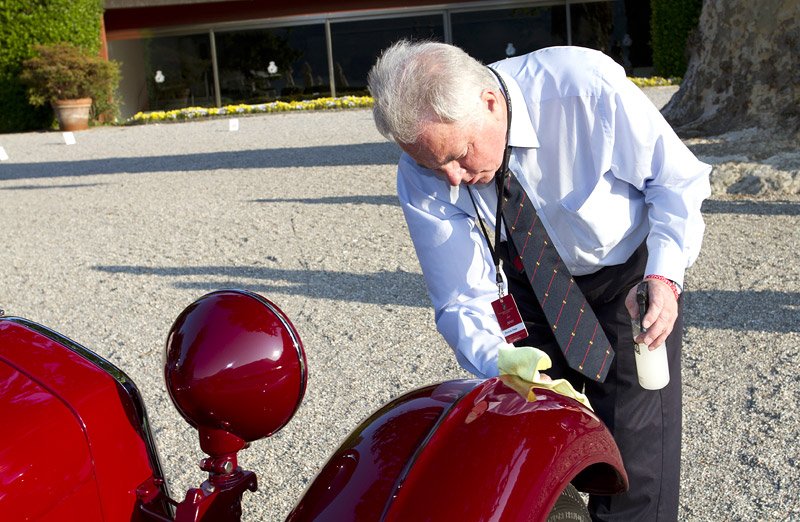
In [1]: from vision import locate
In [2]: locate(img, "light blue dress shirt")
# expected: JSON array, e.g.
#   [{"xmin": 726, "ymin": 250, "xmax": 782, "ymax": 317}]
[{"xmin": 397, "ymin": 46, "xmax": 711, "ymax": 379}]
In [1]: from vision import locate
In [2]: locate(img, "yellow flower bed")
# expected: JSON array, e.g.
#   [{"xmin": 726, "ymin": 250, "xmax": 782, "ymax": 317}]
[
  {"xmin": 627, "ymin": 76, "xmax": 682, "ymax": 87},
  {"xmin": 126, "ymin": 78, "xmax": 678, "ymax": 125},
  {"xmin": 127, "ymin": 95, "xmax": 374, "ymax": 124}
]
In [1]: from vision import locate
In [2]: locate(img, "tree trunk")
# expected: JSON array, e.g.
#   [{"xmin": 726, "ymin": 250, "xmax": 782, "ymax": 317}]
[{"xmin": 662, "ymin": 0, "xmax": 800, "ymax": 137}]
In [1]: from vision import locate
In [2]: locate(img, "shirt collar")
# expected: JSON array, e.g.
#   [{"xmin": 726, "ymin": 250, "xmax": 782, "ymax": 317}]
[{"xmin": 493, "ymin": 68, "xmax": 539, "ymax": 149}]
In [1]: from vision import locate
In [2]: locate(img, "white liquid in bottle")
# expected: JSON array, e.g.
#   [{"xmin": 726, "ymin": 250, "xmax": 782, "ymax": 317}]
[
  {"xmin": 633, "ymin": 332, "xmax": 670, "ymax": 390},
  {"xmin": 632, "ymin": 280, "xmax": 670, "ymax": 390}
]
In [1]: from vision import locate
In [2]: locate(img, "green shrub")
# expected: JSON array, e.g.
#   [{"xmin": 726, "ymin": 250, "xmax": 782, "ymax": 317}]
[
  {"xmin": 650, "ymin": 0, "xmax": 703, "ymax": 78},
  {"xmin": 21, "ymin": 43, "xmax": 119, "ymax": 120},
  {"xmin": 0, "ymin": 0, "xmax": 105, "ymax": 132}
]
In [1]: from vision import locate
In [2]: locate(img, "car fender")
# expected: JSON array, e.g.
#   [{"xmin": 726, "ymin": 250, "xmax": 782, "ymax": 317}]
[
  {"xmin": 0, "ymin": 318, "xmax": 172, "ymax": 521},
  {"xmin": 288, "ymin": 376, "xmax": 627, "ymax": 521}
]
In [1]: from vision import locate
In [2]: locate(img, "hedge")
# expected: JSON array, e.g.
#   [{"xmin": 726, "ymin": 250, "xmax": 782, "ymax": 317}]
[
  {"xmin": 650, "ymin": 0, "xmax": 703, "ymax": 78},
  {"xmin": 0, "ymin": 0, "xmax": 104, "ymax": 133}
]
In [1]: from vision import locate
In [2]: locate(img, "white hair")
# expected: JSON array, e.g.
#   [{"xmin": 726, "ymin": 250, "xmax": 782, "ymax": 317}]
[{"xmin": 367, "ymin": 40, "xmax": 496, "ymax": 144}]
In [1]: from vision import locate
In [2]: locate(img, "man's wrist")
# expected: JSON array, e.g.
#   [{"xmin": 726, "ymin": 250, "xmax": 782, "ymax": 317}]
[{"xmin": 644, "ymin": 274, "xmax": 680, "ymax": 300}]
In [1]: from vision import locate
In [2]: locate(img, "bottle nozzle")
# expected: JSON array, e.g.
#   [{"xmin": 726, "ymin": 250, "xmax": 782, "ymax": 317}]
[{"xmin": 636, "ymin": 281, "xmax": 649, "ymax": 332}]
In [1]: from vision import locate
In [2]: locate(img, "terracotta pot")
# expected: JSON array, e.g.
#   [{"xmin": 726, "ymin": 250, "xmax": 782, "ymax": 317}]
[{"xmin": 52, "ymin": 98, "xmax": 92, "ymax": 131}]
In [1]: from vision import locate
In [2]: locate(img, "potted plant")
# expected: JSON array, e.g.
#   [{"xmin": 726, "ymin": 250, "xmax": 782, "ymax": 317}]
[{"xmin": 20, "ymin": 43, "xmax": 120, "ymax": 131}]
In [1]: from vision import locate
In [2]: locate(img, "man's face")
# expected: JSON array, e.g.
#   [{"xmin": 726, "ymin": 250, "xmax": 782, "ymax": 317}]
[{"xmin": 399, "ymin": 89, "xmax": 507, "ymax": 187}]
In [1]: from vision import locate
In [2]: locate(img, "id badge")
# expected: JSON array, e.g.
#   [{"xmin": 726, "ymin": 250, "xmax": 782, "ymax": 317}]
[{"xmin": 491, "ymin": 294, "xmax": 528, "ymax": 343}]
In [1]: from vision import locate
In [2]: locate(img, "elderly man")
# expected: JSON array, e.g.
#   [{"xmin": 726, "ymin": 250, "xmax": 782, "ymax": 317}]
[{"xmin": 368, "ymin": 40, "xmax": 710, "ymax": 520}]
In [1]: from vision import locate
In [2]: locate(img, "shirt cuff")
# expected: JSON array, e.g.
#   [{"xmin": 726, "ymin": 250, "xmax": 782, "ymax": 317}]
[{"xmin": 644, "ymin": 240, "xmax": 687, "ymax": 289}]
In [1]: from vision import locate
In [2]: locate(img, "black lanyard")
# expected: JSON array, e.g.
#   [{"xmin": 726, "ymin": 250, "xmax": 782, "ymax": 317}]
[{"xmin": 466, "ymin": 66, "xmax": 512, "ymax": 298}]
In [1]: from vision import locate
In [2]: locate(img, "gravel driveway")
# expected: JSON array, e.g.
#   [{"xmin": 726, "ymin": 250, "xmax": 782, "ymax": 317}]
[{"xmin": 0, "ymin": 103, "xmax": 797, "ymax": 520}]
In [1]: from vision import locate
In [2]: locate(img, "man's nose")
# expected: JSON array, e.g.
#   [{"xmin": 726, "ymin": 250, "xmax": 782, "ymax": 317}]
[{"xmin": 441, "ymin": 162, "xmax": 464, "ymax": 186}]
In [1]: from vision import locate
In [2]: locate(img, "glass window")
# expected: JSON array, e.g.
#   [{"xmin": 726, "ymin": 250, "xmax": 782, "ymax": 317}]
[
  {"xmin": 451, "ymin": 6, "xmax": 567, "ymax": 65},
  {"xmin": 623, "ymin": 1, "xmax": 653, "ymax": 74},
  {"xmin": 215, "ymin": 24, "xmax": 328, "ymax": 105},
  {"xmin": 143, "ymin": 34, "xmax": 213, "ymax": 111},
  {"xmin": 569, "ymin": 2, "xmax": 614, "ymax": 52},
  {"xmin": 570, "ymin": 1, "xmax": 650, "ymax": 74},
  {"xmin": 330, "ymin": 15, "xmax": 445, "ymax": 94}
]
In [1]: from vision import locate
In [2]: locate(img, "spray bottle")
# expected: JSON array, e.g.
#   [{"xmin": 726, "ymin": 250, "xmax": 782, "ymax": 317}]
[{"xmin": 632, "ymin": 281, "xmax": 670, "ymax": 390}]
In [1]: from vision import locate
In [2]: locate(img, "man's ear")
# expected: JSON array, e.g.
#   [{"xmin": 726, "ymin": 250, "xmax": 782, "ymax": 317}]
[{"xmin": 481, "ymin": 88, "xmax": 505, "ymax": 119}]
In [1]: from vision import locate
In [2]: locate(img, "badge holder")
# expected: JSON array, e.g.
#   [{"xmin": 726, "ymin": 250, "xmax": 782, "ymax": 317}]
[
  {"xmin": 466, "ymin": 180, "xmax": 528, "ymax": 345},
  {"xmin": 492, "ymin": 292, "xmax": 528, "ymax": 344}
]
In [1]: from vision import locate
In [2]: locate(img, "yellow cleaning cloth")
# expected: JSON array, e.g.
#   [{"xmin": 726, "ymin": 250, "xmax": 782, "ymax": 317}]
[{"xmin": 497, "ymin": 345, "xmax": 593, "ymax": 410}]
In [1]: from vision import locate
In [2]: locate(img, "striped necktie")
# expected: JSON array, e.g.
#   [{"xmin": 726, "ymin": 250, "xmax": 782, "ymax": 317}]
[{"xmin": 499, "ymin": 168, "xmax": 614, "ymax": 382}]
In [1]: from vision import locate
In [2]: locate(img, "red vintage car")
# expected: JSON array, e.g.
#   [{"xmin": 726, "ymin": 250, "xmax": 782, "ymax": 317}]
[{"xmin": 0, "ymin": 289, "xmax": 627, "ymax": 521}]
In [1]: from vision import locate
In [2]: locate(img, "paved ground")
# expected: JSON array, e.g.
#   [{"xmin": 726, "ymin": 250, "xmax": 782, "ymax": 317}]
[{"xmin": 0, "ymin": 102, "xmax": 797, "ymax": 520}]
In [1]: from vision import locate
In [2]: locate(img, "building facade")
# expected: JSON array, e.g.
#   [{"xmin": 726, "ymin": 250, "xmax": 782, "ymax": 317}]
[{"xmin": 104, "ymin": 0, "xmax": 652, "ymax": 118}]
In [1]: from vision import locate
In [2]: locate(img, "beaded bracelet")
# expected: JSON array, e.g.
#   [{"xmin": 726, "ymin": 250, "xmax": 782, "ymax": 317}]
[{"xmin": 644, "ymin": 274, "xmax": 681, "ymax": 300}]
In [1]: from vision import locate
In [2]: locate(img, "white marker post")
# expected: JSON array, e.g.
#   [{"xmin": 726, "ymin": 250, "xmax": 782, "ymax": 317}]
[
  {"xmin": 63, "ymin": 132, "xmax": 76, "ymax": 145},
  {"xmin": 229, "ymin": 118, "xmax": 239, "ymax": 132},
  {"xmin": 0, "ymin": 146, "xmax": 8, "ymax": 161}
]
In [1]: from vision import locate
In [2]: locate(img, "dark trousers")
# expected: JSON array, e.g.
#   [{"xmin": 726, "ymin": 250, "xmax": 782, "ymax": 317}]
[{"xmin": 498, "ymin": 241, "xmax": 682, "ymax": 521}]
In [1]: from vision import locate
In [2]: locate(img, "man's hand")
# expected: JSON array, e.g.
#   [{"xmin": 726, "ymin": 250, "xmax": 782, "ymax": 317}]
[{"xmin": 625, "ymin": 278, "xmax": 678, "ymax": 350}]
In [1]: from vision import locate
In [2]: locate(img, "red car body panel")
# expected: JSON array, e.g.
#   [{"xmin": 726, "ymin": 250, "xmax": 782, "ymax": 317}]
[
  {"xmin": 0, "ymin": 290, "xmax": 627, "ymax": 521},
  {"xmin": 288, "ymin": 377, "xmax": 627, "ymax": 521},
  {"xmin": 0, "ymin": 360, "xmax": 104, "ymax": 520},
  {"xmin": 0, "ymin": 319, "xmax": 172, "ymax": 521}
]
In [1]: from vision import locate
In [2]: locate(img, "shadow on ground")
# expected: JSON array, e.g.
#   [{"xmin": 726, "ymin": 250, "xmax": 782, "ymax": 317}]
[
  {"xmin": 702, "ymin": 199, "xmax": 800, "ymax": 216},
  {"xmin": 0, "ymin": 182, "xmax": 108, "ymax": 191},
  {"xmin": 684, "ymin": 290, "xmax": 799, "ymax": 333},
  {"xmin": 0, "ymin": 142, "xmax": 400, "ymax": 181},
  {"xmin": 94, "ymin": 264, "xmax": 429, "ymax": 308},
  {"xmin": 93, "ymin": 264, "xmax": 799, "ymax": 332}
]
